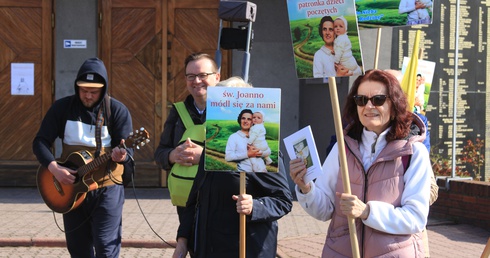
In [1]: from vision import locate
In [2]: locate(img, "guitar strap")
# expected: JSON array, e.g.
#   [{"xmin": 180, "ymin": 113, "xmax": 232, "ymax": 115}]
[
  {"xmin": 94, "ymin": 103, "xmax": 105, "ymax": 158},
  {"xmin": 95, "ymin": 95, "xmax": 111, "ymax": 158}
]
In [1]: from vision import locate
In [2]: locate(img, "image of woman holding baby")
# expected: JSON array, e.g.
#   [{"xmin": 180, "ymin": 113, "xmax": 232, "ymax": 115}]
[{"xmin": 399, "ymin": 0, "xmax": 433, "ymax": 25}]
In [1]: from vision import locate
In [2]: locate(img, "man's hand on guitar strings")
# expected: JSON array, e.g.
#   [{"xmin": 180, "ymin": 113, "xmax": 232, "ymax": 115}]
[
  {"xmin": 48, "ymin": 161, "xmax": 76, "ymax": 185},
  {"xmin": 111, "ymin": 139, "xmax": 128, "ymax": 163}
]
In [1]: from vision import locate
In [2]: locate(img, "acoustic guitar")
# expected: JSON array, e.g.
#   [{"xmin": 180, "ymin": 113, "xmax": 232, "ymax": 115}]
[{"xmin": 36, "ymin": 128, "xmax": 150, "ymax": 213}]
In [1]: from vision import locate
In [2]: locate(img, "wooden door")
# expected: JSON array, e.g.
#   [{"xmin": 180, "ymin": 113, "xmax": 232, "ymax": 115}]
[
  {"xmin": 167, "ymin": 0, "xmax": 229, "ymax": 103},
  {"xmin": 0, "ymin": 0, "xmax": 53, "ymax": 186},
  {"xmin": 100, "ymin": 0, "xmax": 228, "ymax": 186},
  {"xmin": 100, "ymin": 0, "xmax": 163, "ymax": 186}
]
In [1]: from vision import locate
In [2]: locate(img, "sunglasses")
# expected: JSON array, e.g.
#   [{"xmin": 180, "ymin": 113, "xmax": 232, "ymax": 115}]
[{"xmin": 353, "ymin": 95, "xmax": 389, "ymax": 106}]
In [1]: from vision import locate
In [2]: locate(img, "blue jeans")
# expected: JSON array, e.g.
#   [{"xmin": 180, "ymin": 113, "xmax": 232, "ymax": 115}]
[{"xmin": 63, "ymin": 184, "xmax": 124, "ymax": 258}]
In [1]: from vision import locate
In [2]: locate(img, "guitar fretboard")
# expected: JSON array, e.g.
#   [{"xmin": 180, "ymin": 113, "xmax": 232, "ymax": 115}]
[
  {"xmin": 75, "ymin": 128, "xmax": 149, "ymax": 177},
  {"xmin": 78, "ymin": 152, "xmax": 112, "ymax": 177}
]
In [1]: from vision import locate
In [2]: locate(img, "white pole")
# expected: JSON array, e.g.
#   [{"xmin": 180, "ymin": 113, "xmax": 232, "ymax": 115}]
[{"xmin": 451, "ymin": 0, "xmax": 460, "ymax": 178}]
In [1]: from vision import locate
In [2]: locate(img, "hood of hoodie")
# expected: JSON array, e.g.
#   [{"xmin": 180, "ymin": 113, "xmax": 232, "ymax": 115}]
[{"xmin": 74, "ymin": 57, "xmax": 108, "ymax": 110}]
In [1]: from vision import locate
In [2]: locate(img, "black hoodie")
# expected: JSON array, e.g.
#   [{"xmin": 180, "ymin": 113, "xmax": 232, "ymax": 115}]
[{"xmin": 33, "ymin": 57, "xmax": 133, "ymax": 169}]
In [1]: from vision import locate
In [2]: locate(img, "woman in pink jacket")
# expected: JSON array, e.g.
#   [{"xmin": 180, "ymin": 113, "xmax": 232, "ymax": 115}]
[{"xmin": 290, "ymin": 69, "xmax": 432, "ymax": 257}]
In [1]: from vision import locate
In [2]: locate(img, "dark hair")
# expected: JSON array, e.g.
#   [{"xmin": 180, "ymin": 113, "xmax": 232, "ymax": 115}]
[
  {"xmin": 342, "ymin": 69, "xmax": 412, "ymax": 141},
  {"xmin": 318, "ymin": 16, "xmax": 334, "ymax": 37},
  {"xmin": 184, "ymin": 52, "xmax": 218, "ymax": 72},
  {"xmin": 237, "ymin": 109, "xmax": 253, "ymax": 125}
]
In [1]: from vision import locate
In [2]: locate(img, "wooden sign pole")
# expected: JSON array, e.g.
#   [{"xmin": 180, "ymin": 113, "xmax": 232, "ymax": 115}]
[
  {"xmin": 328, "ymin": 77, "xmax": 360, "ymax": 258},
  {"xmin": 239, "ymin": 172, "xmax": 246, "ymax": 258},
  {"xmin": 480, "ymin": 237, "xmax": 490, "ymax": 258},
  {"xmin": 374, "ymin": 28, "xmax": 382, "ymax": 69}
]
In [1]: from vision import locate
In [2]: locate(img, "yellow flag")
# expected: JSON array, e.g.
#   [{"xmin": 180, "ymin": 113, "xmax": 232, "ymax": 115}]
[{"xmin": 401, "ymin": 30, "xmax": 420, "ymax": 112}]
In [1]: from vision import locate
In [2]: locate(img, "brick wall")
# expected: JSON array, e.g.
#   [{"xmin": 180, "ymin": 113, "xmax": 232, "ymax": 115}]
[{"xmin": 430, "ymin": 178, "xmax": 490, "ymax": 230}]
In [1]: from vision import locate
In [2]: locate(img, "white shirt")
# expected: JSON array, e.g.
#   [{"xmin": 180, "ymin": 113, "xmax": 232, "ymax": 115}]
[
  {"xmin": 296, "ymin": 127, "xmax": 431, "ymax": 234},
  {"xmin": 313, "ymin": 45, "xmax": 336, "ymax": 78},
  {"xmin": 399, "ymin": 0, "xmax": 431, "ymax": 22},
  {"xmin": 225, "ymin": 130, "xmax": 253, "ymax": 172}
]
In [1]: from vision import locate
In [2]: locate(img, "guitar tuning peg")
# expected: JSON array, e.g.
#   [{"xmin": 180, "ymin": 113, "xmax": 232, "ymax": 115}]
[
  {"xmin": 140, "ymin": 127, "xmax": 144, "ymax": 131},
  {"xmin": 129, "ymin": 132, "xmax": 134, "ymax": 136},
  {"xmin": 136, "ymin": 145, "xmax": 141, "ymax": 150},
  {"xmin": 146, "ymin": 139, "xmax": 150, "ymax": 144}
]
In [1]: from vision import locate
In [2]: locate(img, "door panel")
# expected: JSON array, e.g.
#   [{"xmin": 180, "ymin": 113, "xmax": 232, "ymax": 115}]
[
  {"xmin": 100, "ymin": 0, "xmax": 163, "ymax": 186},
  {"xmin": 0, "ymin": 0, "xmax": 53, "ymax": 186},
  {"xmin": 167, "ymin": 0, "xmax": 229, "ymax": 104},
  {"xmin": 100, "ymin": 0, "xmax": 228, "ymax": 186}
]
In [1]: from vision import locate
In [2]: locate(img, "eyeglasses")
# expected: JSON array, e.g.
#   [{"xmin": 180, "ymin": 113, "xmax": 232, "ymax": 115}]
[
  {"xmin": 353, "ymin": 95, "xmax": 389, "ymax": 106},
  {"xmin": 185, "ymin": 72, "xmax": 216, "ymax": 81}
]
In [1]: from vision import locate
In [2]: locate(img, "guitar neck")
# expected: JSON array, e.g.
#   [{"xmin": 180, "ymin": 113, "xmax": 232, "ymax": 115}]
[
  {"xmin": 75, "ymin": 128, "xmax": 149, "ymax": 177},
  {"xmin": 77, "ymin": 151, "xmax": 113, "ymax": 177}
]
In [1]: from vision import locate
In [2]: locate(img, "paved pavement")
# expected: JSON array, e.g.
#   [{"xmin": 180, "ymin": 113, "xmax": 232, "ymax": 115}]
[{"xmin": 0, "ymin": 187, "xmax": 488, "ymax": 257}]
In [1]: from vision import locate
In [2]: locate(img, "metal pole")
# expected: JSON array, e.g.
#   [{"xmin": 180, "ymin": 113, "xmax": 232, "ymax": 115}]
[
  {"xmin": 215, "ymin": 19, "xmax": 223, "ymax": 72},
  {"xmin": 242, "ymin": 21, "xmax": 253, "ymax": 83},
  {"xmin": 451, "ymin": 0, "xmax": 460, "ymax": 178}
]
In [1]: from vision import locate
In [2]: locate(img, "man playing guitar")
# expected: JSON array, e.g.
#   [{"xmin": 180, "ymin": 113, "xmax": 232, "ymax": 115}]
[{"xmin": 33, "ymin": 57, "xmax": 134, "ymax": 258}]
